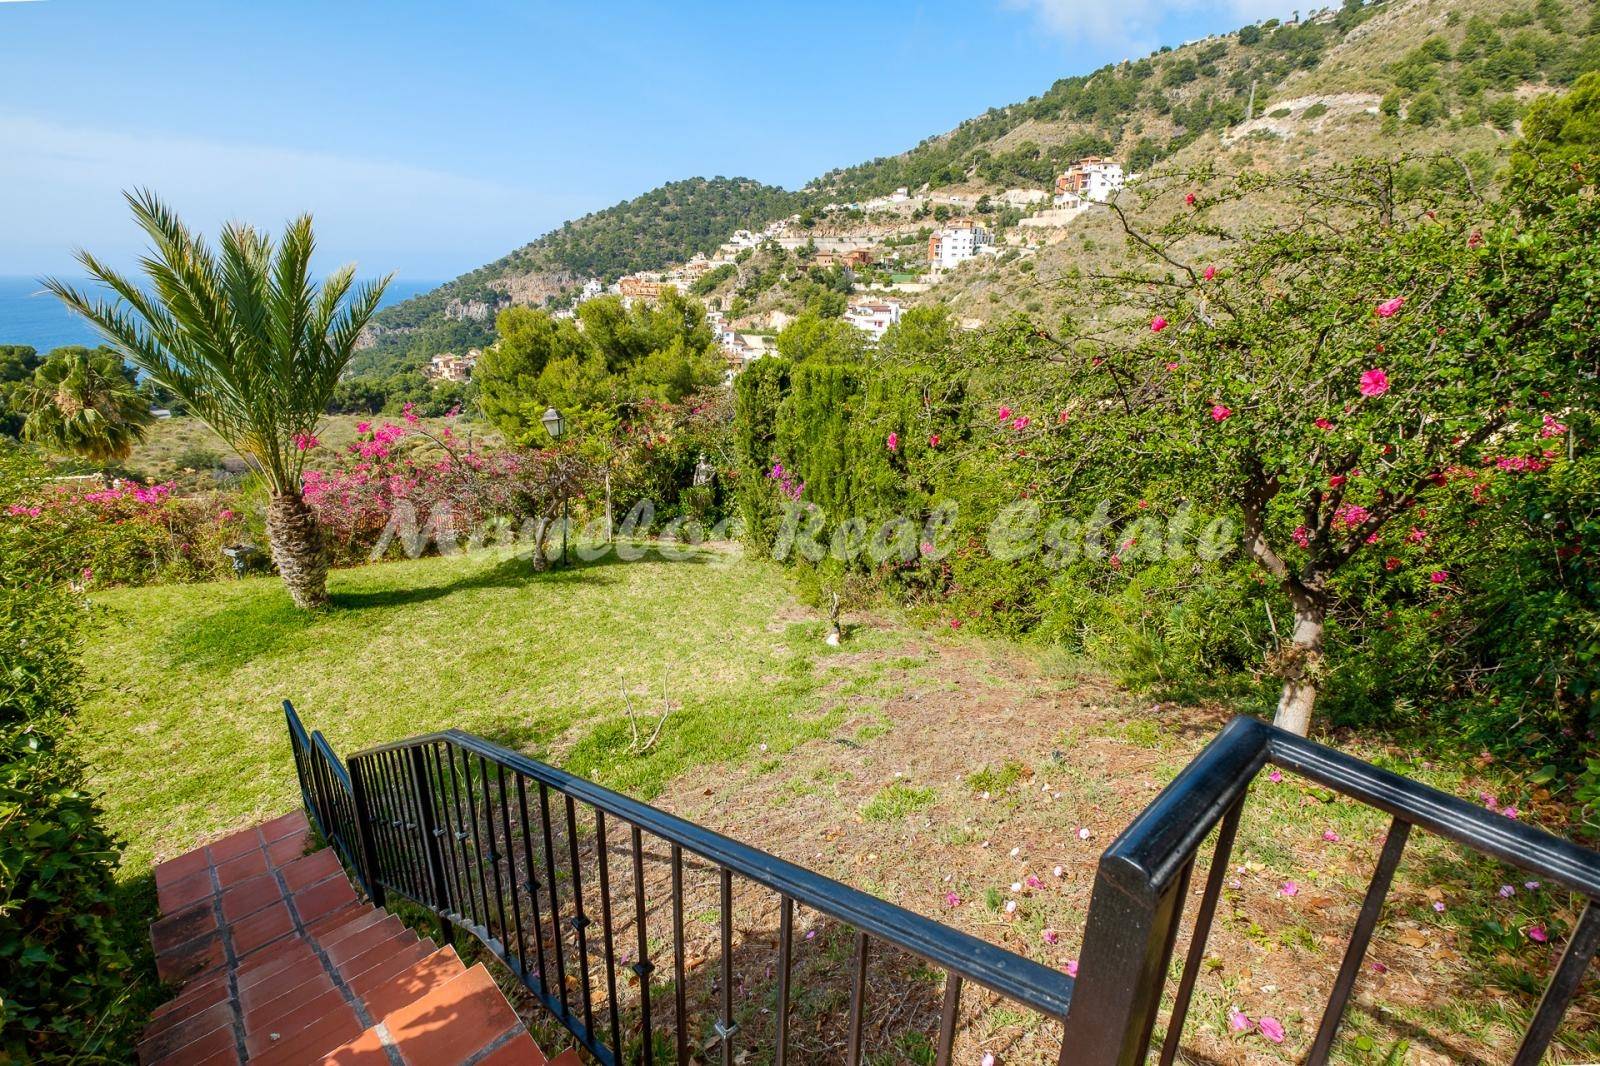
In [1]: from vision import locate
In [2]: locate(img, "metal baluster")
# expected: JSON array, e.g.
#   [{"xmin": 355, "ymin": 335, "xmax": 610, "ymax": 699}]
[
  {"xmin": 672, "ymin": 844, "xmax": 688, "ymax": 1066},
  {"xmin": 443, "ymin": 746, "xmax": 483, "ymax": 930},
  {"xmin": 847, "ymin": 930, "xmax": 870, "ymax": 1066},
  {"xmin": 1159, "ymin": 798, "xmax": 1245, "ymax": 1066},
  {"xmin": 428, "ymin": 744, "xmax": 466, "ymax": 919},
  {"xmin": 389, "ymin": 749, "xmax": 424, "ymax": 899},
  {"xmin": 594, "ymin": 810, "xmax": 623, "ymax": 1058},
  {"xmin": 717, "ymin": 866, "xmax": 735, "ymax": 1066},
  {"xmin": 1308, "ymin": 819, "xmax": 1412, "ymax": 1065},
  {"xmin": 463, "ymin": 753, "xmax": 496, "ymax": 944},
  {"xmin": 539, "ymin": 782, "xmax": 571, "ymax": 1020},
  {"xmin": 369, "ymin": 751, "xmax": 403, "ymax": 896},
  {"xmin": 934, "ymin": 972, "xmax": 962, "ymax": 1066},
  {"xmin": 1512, "ymin": 900, "xmax": 1600, "ymax": 1066},
  {"xmin": 496, "ymin": 765, "xmax": 529, "ymax": 979},
  {"xmin": 565, "ymin": 794, "xmax": 597, "ymax": 1039},
  {"xmin": 775, "ymin": 897, "xmax": 793, "ymax": 1066},
  {"xmin": 517, "ymin": 776, "xmax": 551, "ymax": 995},
  {"xmin": 631, "ymin": 825, "xmax": 656, "ymax": 1066},
  {"xmin": 347, "ymin": 756, "xmax": 385, "ymax": 907},
  {"xmin": 477, "ymin": 755, "xmax": 512, "ymax": 953},
  {"xmin": 408, "ymin": 745, "xmax": 456, "ymax": 945}
]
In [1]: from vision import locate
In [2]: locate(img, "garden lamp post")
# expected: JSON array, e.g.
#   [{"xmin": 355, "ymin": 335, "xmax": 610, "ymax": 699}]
[{"xmin": 541, "ymin": 407, "xmax": 568, "ymax": 566}]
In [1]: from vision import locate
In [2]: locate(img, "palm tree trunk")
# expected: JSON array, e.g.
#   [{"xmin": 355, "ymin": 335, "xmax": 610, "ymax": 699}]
[{"xmin": 266, "ymin": 491, "xmax": 330, "ymax": 609}]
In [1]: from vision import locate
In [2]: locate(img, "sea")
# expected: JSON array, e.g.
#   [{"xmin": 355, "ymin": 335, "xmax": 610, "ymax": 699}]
[{"xmin": 0, "ymin": 275, "xmax": 440, "ymax": 352}]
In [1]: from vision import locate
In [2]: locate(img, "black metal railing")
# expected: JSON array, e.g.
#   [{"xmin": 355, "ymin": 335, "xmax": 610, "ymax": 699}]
[
  {"xmin": 1060, "ymin": 714, "xmax": 1600, "ymax": 1066},
  {"xmin": 285, "ymin": 701, "xmax": 1600, "ymax": 1064}
]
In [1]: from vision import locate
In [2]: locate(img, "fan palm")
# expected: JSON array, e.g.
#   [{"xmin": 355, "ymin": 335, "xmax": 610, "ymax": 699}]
[
  {"xmin": 20, "ymin": 346, "xmax": 153, "ymax": 462},
  {"xmin": 45, "ymin": 190, "xmax": 390, "ymax": 609}
]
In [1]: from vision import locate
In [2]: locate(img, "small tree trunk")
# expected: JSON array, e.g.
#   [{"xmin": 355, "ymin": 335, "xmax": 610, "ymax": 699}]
[
  {"xmin": 266, "ymin": 491, "xmax": 330, "ymax": 610},
  {"xmin": 605, "ymin": 464, "xmax": 614, "ymax": 543},
  {"xmin": 1274, "ymin": 599, "xmax": 1325, "ymax": 735}
]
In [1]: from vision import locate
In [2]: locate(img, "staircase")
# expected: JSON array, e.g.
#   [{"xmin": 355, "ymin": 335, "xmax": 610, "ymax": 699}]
[{"xmin": 139, "ymin": 810, "xmax": 576, "ymax": 1065}]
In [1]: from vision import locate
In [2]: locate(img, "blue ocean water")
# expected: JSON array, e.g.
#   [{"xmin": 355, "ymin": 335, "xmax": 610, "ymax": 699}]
[{"xmin": 0, "ymin": 276, "xmax": 441, "ymax": 352}]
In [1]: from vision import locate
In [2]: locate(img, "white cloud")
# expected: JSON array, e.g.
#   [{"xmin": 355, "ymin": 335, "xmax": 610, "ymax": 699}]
[
  {"xmin": 0, "ymin": 113, "xmax": 591, "ymax": 276},
  {"xmin": 1002, "ymin": 0, "xmax": 1302, "ymax": 55}
]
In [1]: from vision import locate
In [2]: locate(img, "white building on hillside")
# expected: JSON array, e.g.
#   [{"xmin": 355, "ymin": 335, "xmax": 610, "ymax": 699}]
[
  {"xmin": 1054, "ymin": 157, "xmax": 1125, "ymax": 206},
  {"xmin": 580, "ymin": 277, "xmax": 604, "ymax": 301},
  {"xmin": 928, "ymin": 219, "xmax": 992, "ymax": 270},
  {"xmin": 844, "ymin": 299, "xmax": 903, "ymax": 340}
]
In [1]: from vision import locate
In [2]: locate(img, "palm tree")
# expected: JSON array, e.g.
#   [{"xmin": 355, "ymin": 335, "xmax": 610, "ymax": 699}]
[
  {"xmin": 46, "ymin": 191, "xmax": 389, "ymax": 609},
  {"xmin": 20, "ymin": 346, "xmax": 153, "ymax": 462}
]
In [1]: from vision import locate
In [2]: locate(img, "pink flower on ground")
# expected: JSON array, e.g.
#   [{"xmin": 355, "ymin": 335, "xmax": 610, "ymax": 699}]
[
  {"xmin": 948, "ymin": 619, "xmax": 962, "ymax": 629},
  {"xmin": 1210, "ymin": 405, "xmax": 1232, "ymax": 422},
  {"xmin": 982, "ymin": 1054, "xmax": 996, "ymax": 1066},
  {"xmin": 1370, "ymin": 960, "xmax": 1388, "ymax": 973},
  {"xmin": 1025, "ymin": 874, "xmax": 1044, "ymax": 890},
  {"xmin": 886, "ymin": 431, "xmax": 899, "ymax": 452},
  {"xmin": 944, "ymin": 891, "xmax": 961, "ymax": 907},
  {"xmin": 1323, "ymin": 829, "xmax": 1341, "ymax": 842},
  {"xmin": 1042, "ymin": 928, "xmax": 1061, "ymax": 945},
  {"xmin": 1185, "ymin": 192, "xmax": 1197, "ymax": 206},
  {"xmin": 1502, "ymin": 806, "xmax": 1519, "ymax": 819},
  {"xmin": 1151, "ymin": 315, "xmax": 1168, "ymax": 332},
  {"xmin": 1268, "ymin": 769, "xmax": 1283, "ymax": 783},
  {"xmin": 80, "ymin": 567, "xmax": 93, "ymax": 582},
  {"xmin": 1429, "ymin": 571, "xmax": 1449, "ymax": 584},
  {"xmin": 1433, "ymin": 900, "xmax": 1446, "ymax": 913},
  {"xmin": 1203, "ymin": 265, "xmax": 1217, "ymax": 281},
  {"xmin": 1499, "ymin": 885, "xmax": 1515, "ymax": 898},
  {"xmin": 1258, "ymin": 1017, "xmax": 1286, "ymax": 1044},
  {"xmin": 1360, "ymin": 368, "xmax": 1391, "ymax": 397},
  {"xmin": 1064, "ymin": 959, "xmax": 1079, "ymax": 977},
  {"xmin": 998, "ymin": 405, "xmax": 1012, "ymax": 421},
  {"xmin": 1011, "ymin": 416, "xmax": 1031, "ymax": 430},
  {"xmin": 1077, "ymin": 827, "xmax": 1092, "ymax": 841},
  {"xmin": 929, "ymin": 434, "xmax": 940, "ymax": 448},
  {"xmin": 1527, "ymin": 925, "xmax": 1549, "ymax": 943},
  {"xmin": 1314, "ymin": 417, "xmax": 1334, "ymax": 430},
  {"xmin": 1003, "ymin": 900, "xmax": 1018, "ymax": 915},
  {"xmin": 1526, "ymin": 881, "xmax": 1542, "ymax": 891},
  {"xmin": 1375, "ymin": 297, "xmax": 1404, "ymax": 317},
  {"xmin": 1281, "ymin": 881, "xmax": 1299, "ymax": 897},
  {"xmin": 1165, "ymin": 361, "xmax": 1180, "ymax": 371},
  {"xmin": 919, "ymin": 540, "xmax": 935, "ymax": 557},
  {"xmin": 1228, "ymin": 1007, "xmax": 1251, "ymax": 1033}
]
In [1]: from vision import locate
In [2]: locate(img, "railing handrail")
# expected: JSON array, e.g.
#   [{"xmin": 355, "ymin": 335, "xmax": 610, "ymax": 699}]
[
  {"xmin": 1104, "ymin": 715, "xmax": 1600, "ymax": 900},
  {"xmin": 346, "ymin": 727, "xmax": 1075, "ymax": 1019}
]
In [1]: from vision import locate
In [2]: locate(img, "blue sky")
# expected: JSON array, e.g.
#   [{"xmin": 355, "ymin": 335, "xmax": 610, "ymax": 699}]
[{"xmin": 0, "ymin": 0, "xmax": 1297, "ymax": 279}]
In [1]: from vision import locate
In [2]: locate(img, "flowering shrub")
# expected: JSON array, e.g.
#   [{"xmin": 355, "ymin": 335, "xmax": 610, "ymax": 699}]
[
  {"xmin": 1, "ymin": 471, "xmax": 241, "ymax": 586},
  {"xmin": 301, "ymin": 416, "xmax": 585, "ymax": 564}
]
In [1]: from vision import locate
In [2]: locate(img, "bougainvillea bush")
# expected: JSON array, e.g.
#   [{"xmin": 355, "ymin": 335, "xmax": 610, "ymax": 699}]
[
  {"xmin": 301, "ymin": 411, "xmax": 590, "ymax": 565},
  {"xmin": 2, "ymin": 470, "xmax": 243, "ymax": 587}
]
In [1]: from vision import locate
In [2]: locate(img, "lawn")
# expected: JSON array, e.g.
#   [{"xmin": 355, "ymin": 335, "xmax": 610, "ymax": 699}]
[{"xmin": 78, "ymin": 546, "xmax": 1600, "ymax": 1063}]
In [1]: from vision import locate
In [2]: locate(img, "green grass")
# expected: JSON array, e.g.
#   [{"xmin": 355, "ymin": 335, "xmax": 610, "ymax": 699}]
[
  {"xmin": 860, "ymin": 781, "xmax": 938, "ymax": 821},
  {"xmin": 78, "ymin": 546, "xmax": 836, "ymax": 882}
]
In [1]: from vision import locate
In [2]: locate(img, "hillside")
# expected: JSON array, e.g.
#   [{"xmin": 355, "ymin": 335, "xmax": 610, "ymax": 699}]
[
  {"xmin": 359, "ymin": 0, "xmax": 1598, "ymax": 375},
  {"xmin": 353, "ymin": 177, "xmax": 800, "ymax": 375}
]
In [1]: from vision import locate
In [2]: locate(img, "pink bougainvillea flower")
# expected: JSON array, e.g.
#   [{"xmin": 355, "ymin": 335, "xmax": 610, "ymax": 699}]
[
  {"xmin": 998, "ymin": 405, "xmax": 1013, "ymax": 421},
  {"xmin": 886, "ymin": 432, "xmax": 899, "ymax": 452},
  {"xmin": 1228, "ymin": 1007, "xmax": 1251, "ymax": 1033},
  {"xmin": 292, "ymin": 432, "xmax": 320, "ymax": 452},
  {"xmin": 944, "ymin": 891, "xmax": 961, "ymax": 907},
  {"xmin": 1078, "ymin": 827, "xmax": 1093, "ymax": 841},
  {"xmin": 1210, "ymin": 405, "xmax": 1232, "ymax": 422},
  {"xmin": 1003, "ymin": 899, "xmax": 1018, "ymax": 915},
  {"xmin": 1026, "ymin": 874, "xmax": 1045, "ymax": 890},
  {"xmin": 1375, "ymin": 297, "xmax": 1404, "ymax": 317},
  {"xmin": 1502, "ymin": 805, "xmax": 1519, "ymax": 819},
  {"xmin": 1151, "ymin": 315, "xmax": 1168, "ymax": 332},
  {"xmin": 1329, "ymin": 474, "xmax": 1347, "ymax": 488},
  {"xmin": 929, "ymin": 434, "xmax": 940, "ymax": 448},
  {"xmin": 1064, "ymin": 959, "xmax": 1079, "ymax": 977},
  {"xmin": 1433, "ymin": 900, "xmax": 1446, "ymax": 913},
  {"xmin": 1011, "ymin": 416, "xmax": 1031, "ymax": 430},
  {"xmin": 80, "ymin": 567, "xmax": 93, "ymax": 582},
  {"xmin": 1165, "ymin": 361, "xmax": 1181, "ymax": 371},
  {"xmin": 1498, "ymin": 885, "xmax": 1515, "ymax": 898},
  {"xmin": 1185, "ymin": 192, "xmax": 1197, "ymax": 206},
  {"xmin": 919, "ymin": 540, "xmax": 935, "ymax": 557},
  {"xmin": 1281, "ymin": 881, "xmax": 1299, "ymax": 897},
  {"xmin": 1314, "ymin": 417, "xmax": 1334, "ymax": 430},
  {"xmin": 982, "ymin": 1054, "xmax": 996, "ymax": 1066},
  {"xmin": 1359, "ymin": 368, "xmax": 1391, "ymax": 397},
  {"xmin": 1527, "ymin": 925, "xmax": 1549, "ymax": 943},
  {"xmin": 1468, "ymin": 230, "xmax": 1484, "ymax": 248},
  {"xmin": 1258, "ymin": 1017, "xmax": 1286, "ymax": 1044},
  {"xmin": 1429, "ymin": 571, "xmax": 1449, "ymax": 584},
  {"xmin": 1292, "ymin": 526, "xmax": 1310, "ymax": 549},
  {"xmin": 805, "ymin": 929, "xmax": 817, "ymax": 940},
  {"xmin": 1323, "ymin": 829, "xmax": 1341, "ymax": 843},
  {"xmin": 1203, "ymin": 264, "xmax": 1217, "ymax": 281},
  {"xmin": 1526, "ymin": 881, "xmax": 1542, "ymax": 891},
  {"xmin": 1541, "ymin": 413, "xmax": 1568, "ymax": 438},
  {"xmin": 948, "ymin": 619, "xmax": 962, "ymax": 629},
  {"xmin": 1268, "ymin": 769, "xmax": 1283, "ymax": 783},
  {"xmin": 1042, "ymin": 928, "xmax": 1061, "ymax": 945},
  {"xmin": 1369, "ymin": 960, "xmax": 1388, "ymax": 973}
]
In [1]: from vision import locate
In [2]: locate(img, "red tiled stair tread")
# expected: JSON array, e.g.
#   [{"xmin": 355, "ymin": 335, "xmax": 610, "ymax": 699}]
[
  {"xmin": 236, "ymin": 939, "xmax": 318, "ymax": 988},
  {"xmin": 266, "ymin": 830, "xmax": 313, "ymax": 867},
  {"xmin": 380, "ymin": 964, "xmax": 523, "ymax": 1063},
  {"xmin": 475, "ymin": 1031, "xmax": 553, "ymax": 1066},
  {"xmin": 216, "ymin": 849, "xmax": 270, "ymax": 887},
  {"xmin": 151, "ymin": 900, "xmax": 219, "ymax": 955},
  {"xmin": 245, "ymin": 986, "xmax": 349, "ymax": 1051},
  {"xmin": 221, "ymin": 876, "xmax": 285, "ymax": 923},
  {"xmin": 136, "ymin": 999, "xmax": 234, "ymax": 1061},
  {"xmin": 334, "ymin": 930, "xmax": 425, "ymax": 988},
  {"xmin": 323, "ymin": 915, "xmax": 408, "ymax": 966},
  {"xmin": 159, "ymin": 869, "xmax": 219, "ymax": 915},
  {"xmin": 247, "ymin": 1000, "xmax": 362, "ymax": 1066},
  {"xmin": 545, "ymin": 1051, "xmax": 583, "ymax": 1066},
  {"xmin": 259, "ymin": 810, "xmax": 309, "ymax": 842},
  {"xmin": 144, "ymin": 1017, "xmax": 240, "ymax": 1066},
  {"xmin": 310, "ymin": 906, "xmax": 389, "ymax": 949},
  {"xmin": 229, "ymin": 901, "xmax": 295, "ymax": 958},
  {"xmin": 155, "ymin": 930, "xmax": 225, "ymax": 985},
  {"xmin": 357, "ymin": 946, "xmax": 467, "ymax": 1021},
  {"xmin": 281, "ymin": 849, "xmax": 343, "ymax": 892},
  {"xmin": 239, "ymin": 956, "xmax": 327, "ymax": 1012},
  {"xmin": 304, "ymin": 900, "xmax": 370, "ymax": 941},
  {"xmin": 241, "ymin": 973, "xmax": 337, "ymax": 1034},
  {"xmin": 292, "ymin": 875, "xmax": 358, "ymax": 923},
  {"xmin": 150, "ymin": 974, "xmax": 229, "ymax": 1025},
  {"xmin": 343, "ymin": 939, "xmax": 436, "ymax": 1000},
  {"xmin": 154, "ymin": 847, "xmax": 211, "ymax": 890},
  {"xmin": 207, "ymin": 826, "xmax": 265, "ymax": 864},
  {"xmin": 144, "ymin": 986, "xmax": 231, "ymax": 1046},
  {"xmin": 312, "ymin": 1025, "xmax": 391, "ymax": 1065}
]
